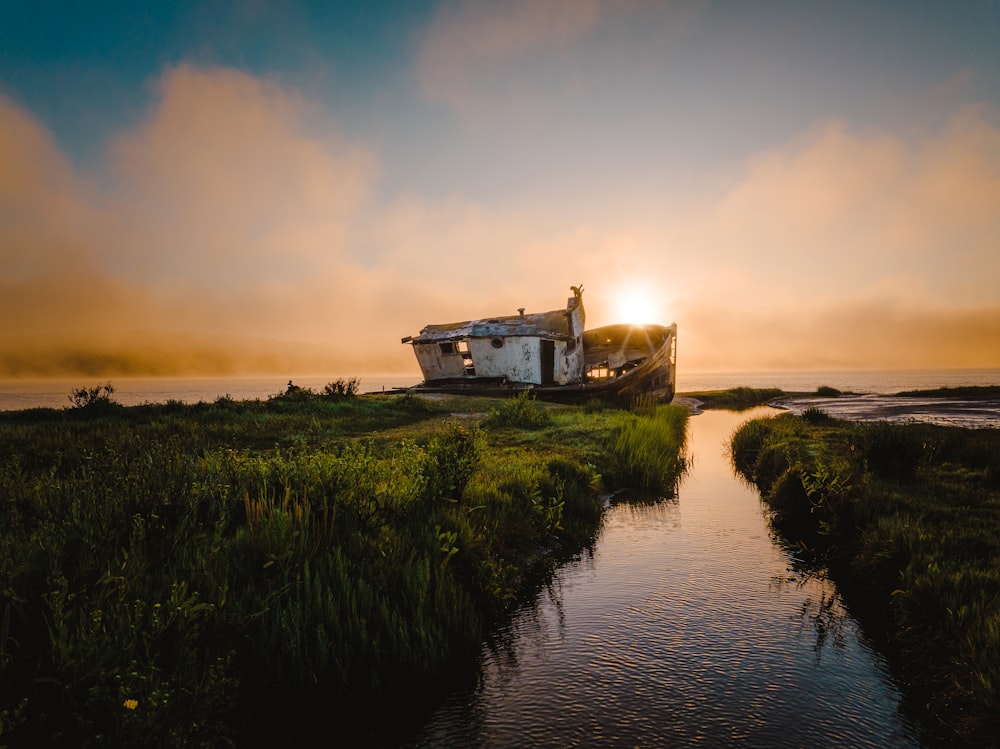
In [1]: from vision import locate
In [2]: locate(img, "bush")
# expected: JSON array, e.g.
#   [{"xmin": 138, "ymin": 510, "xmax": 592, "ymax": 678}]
[
  {"xmin": 853, "ymin": 422, "xmax": 925, "ymax": 482},
  {"xmin": 323, "ymin": 378, "xmax": 360, "ymax": 398},
  {"xmin": 421, "ymin": 423, "xmax": 483, "ymax": 504},
  {"xmin": 729, "ymin": 417, "xmax": 774, "ymax": 481},
  {"xmin": 801, "ymin": 406, "xmax": 832, "ymax": 423},
  {"xmin": 67, "ymin": 382, "xmax": 117, "ymax": 409},
  {"xmin": 765, "ymin": 468, "xmax": 814, "ymax": 538},
  {"xmin": 484, "ymin": 390, "xmax": 552, "ymax": 429}
]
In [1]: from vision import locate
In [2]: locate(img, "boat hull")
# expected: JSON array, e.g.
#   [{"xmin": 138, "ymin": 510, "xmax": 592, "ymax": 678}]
[{"xmin": 404, "ymin": 323, "xmax": 677, "ymax": 405}]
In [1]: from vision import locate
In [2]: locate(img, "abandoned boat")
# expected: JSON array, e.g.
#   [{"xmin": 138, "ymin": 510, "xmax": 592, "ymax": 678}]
[{"xmin": 401, "ymin": 286, "xmax": 677, "ymax": 403}]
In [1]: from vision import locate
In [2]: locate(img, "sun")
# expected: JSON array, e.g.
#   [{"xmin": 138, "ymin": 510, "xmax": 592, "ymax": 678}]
[{"xmin": 612, "ymin": 284, "xmax": 662, "ymax": 324}]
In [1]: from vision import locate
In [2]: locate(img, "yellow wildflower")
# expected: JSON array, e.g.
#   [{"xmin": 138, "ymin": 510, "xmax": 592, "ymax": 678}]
[{"xmin": 123, "ymin": 698, "xmax": 139, "ymax": 710}]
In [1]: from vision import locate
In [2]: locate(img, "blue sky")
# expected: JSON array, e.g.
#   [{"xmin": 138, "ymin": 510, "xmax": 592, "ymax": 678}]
[{"xmin": 2, "ymin": 1, "xmax": 999, "ymax": 375}]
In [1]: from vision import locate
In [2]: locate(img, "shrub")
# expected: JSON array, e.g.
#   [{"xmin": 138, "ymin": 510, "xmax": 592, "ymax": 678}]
[
  {"xmin": 67, "ymin": 382, "xmax": 117, "ymax": 409},
  {"xmin": 484, "ymin": 390, "xmax": 552, "ymax": 429},
  {"xmin": 815, "ymin": 385, "xmax": 842, "ymax": 397},
  {"xmin": 801, "ymin": 406, "xmax": 832, "ymax": 423},
  {"xmin": 764, "ymin": 468, "xmax": 813, "ymax": 537},
  {"xmin": 323, "ymin": 378, "xmax": 360, "ymax": 398},
  {"xmin": 421, "ymin": 423, "xmax": 483, "ymax": 503},
  {"xmin": 729, "ymin": 418, "xmax": 774, "ymax": 480}
]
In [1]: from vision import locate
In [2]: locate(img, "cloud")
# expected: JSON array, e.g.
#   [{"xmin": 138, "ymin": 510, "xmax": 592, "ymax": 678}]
[
  {"xmin": 0, "ymin": 93, "xmax": 99, "ymax": 277},
  {"xmin": 418, "ymin": 0, "xmax": 600, "ymax": 110},
  {"xmin": 676, "ymin": 289, "xmax": 1000, "ymax": 371},
  {"xmin": 416, "ymin": 0, "xmax": 697, "ymax": 119},
  {"xmin": 0, "ymin": 67, "xmax": 404, "ymax": 376},
  {"xmin": 2, "ymin": 61, "xmax": 999, "ymax": 378},
  {"xmin": 667, "ymin": 106, "xmax": 1000, "ymax": 306},
  {"xmin": 106, "ymin": 65, "xmax": 377, "ymax": 285}
]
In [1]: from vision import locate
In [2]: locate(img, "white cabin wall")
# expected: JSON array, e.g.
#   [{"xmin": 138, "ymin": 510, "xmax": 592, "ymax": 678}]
[
  {"xmin": 468, "ymin": 337, "xmax": 541, "ymax": 384},
  {"xmin": 413, "ymin": 343, "xmax": 466, "ymax": 380}
]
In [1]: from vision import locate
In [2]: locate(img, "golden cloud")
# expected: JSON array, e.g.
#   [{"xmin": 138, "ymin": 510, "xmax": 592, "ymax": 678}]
[{"xmin": 1, "ymin": 64, "xmax": 999, "ymax": 378}]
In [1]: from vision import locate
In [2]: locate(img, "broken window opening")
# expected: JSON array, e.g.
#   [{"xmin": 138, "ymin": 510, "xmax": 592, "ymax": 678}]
[
  {"xmin": 439, "ymin": 342, "xmax": 455, "ymax": 355},
  {"xmin": 586, "ymin": 365, "xmax": 612, "ymax": 380}
]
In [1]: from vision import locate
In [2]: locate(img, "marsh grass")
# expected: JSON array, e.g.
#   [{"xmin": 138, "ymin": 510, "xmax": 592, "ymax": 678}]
[
  {"xmin": 484, "ymin": 390, "xmax": 553, "ymax": 429},
  {"xmin": 685, "ymin": 387, "xmax": 785, "ymax": 411},
  {"xmin": 729, "ymin": 413, "xmax": 1000, "ymax": 746},
  {"xmin": 0, "ymin": 388, "xmax": 686, "ymax": 745},
  {"xmin": 602, "ymin": 404, "xmax": 689, "ymax": 492}
]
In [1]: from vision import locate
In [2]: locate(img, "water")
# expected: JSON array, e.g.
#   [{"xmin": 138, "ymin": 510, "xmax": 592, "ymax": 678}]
[
  {"xmin": 0, "ymin": 374, "xmax": 419, "ymax": 411},
  {"xmin": 3, "ymin": 369, "xmax": 999, "ymax": 419},
  {"xmin": 773, "ymin": 392, "xmax": 1000, "ymax": 429},
  {"xmin": 404, "ymin": 408, "xmax": 921, "ymax": 748},
  {"xmin": 677, "ymin": 368, "xmax": 1000, "ymax": 395}
]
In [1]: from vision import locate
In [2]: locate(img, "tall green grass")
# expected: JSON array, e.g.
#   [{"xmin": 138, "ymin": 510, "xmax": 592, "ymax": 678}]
[
  {"xmin": 684, "ymin": 387, "xmax": 784, "ymax": 411},
  {"xmin": 602, "ymin": 404, "xmax": 689, "ymax": 492},
  {"xmin": 0, "ymin": 389, "xmax": 687, "ymax": 745},
  {"xmin": 729, "ymin": 413, "xmax": 1000, "ymax": 746}
]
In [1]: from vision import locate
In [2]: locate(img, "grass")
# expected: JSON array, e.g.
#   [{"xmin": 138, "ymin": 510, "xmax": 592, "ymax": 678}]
[
  {"xmin": 683, "ymin": 387, "xmax": 785, "ymax": 410},
  {"xmin": 894, "ymin": 385, "xmax": 1000, "ymax": 399},
  {"xmin": 0, "ymin": 386, "xmax": 687, "ymax": 746},
  {"xmin": 729, "ymin": 413, "xmax": 1000, "ymax": 747}
]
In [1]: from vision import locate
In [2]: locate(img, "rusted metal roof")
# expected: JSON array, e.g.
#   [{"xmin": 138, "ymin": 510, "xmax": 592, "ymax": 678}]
[{"xmin": 412, "ymin": 309, "xmax": 573, "ymax": 343}]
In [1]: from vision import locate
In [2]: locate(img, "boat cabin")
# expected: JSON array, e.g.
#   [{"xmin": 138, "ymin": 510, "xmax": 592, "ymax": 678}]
[{"xmin": 402, "ymin": 287, "xmax": 587, "ymax": 387}]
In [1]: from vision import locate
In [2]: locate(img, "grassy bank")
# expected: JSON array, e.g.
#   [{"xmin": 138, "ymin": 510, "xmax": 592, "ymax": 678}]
[
  {"xmin": 730, "ymin": 412, "xmax": 1000, "ymax": 747},
  {"xmin": 0, "ymin": 387, "xmax": 687, "ymax": 746},
  {"xmin": 680, "ymin": 385, "xmax": 846, "ymax": 411}
]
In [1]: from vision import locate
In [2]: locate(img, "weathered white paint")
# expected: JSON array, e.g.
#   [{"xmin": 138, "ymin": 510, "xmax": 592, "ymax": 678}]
[
  {"xmin": 412, "ymin": 342, "xmax": 467, "ymax": 380},
  {"xmin": 406, "ymin": 288, "xmax": 586, "ymax": 385}
]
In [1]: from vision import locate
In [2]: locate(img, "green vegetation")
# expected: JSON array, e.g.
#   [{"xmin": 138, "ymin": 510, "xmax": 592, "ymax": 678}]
[
  {"xmin": 895, "ymin": 385, "xmax": 1000, "ymax": 399},
  {"xmin": 483, "ymin": 390, "xmax": 553, "ymax": 429},
  {"xmin": 685, "ymin": 387, "xmax": 785, "ymax": 410},
  {"xmin": 814, "ymin": 385, "xmax": 842, "ymax": 397},
  {"xmin": 0, "ymin": 386, "xmax": 687, "ymax": 746},
  {"xmin": 730, "ymin": 413, "xmax": 1000, "ymax": 747},
  {"xmin": 602, "ymin": 399, "xmax": 688, "ymax": 492}
]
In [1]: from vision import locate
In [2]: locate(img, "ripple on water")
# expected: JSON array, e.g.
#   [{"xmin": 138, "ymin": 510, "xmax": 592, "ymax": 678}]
[{"xmin": 405, "ymin": 409, "xmax": 922, "ymax": 749}]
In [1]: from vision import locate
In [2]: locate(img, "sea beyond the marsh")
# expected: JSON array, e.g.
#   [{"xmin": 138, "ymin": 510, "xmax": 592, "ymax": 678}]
[{"xmin": 3, "ymin": 368, "xmax": 1000, "ymax": 415}]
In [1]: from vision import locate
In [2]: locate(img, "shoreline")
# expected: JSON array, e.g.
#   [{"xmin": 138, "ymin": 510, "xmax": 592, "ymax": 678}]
[{"xmin": 730, "ymin": 413, "xmax": 1000, "ymax": 747}]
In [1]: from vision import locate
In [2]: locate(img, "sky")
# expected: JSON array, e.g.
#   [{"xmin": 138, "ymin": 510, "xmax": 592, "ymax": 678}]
[{"xmin": 2, "ymin": 0, "xmax": 999, "ymax": 378}]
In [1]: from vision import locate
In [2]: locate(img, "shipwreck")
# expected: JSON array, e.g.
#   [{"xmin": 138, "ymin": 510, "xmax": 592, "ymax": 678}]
[{"xmin": 401, "ymin": 286, "xmax": 677, "ymax": 403}]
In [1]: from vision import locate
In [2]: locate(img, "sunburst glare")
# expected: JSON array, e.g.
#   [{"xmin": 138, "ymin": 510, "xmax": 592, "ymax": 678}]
[{"xmin": 612, "ymin": 284, "xmax": 663, "ymax": 325}]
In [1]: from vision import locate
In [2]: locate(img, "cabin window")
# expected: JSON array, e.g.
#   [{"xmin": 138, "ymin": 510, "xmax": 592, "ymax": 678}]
[
  {"xmin": 491, "ymin": 338, "xmax": 504, "ymax": 349},
  {"xmin": 439, "ymin": 342, "xmax": 455, "ymax": 355},
  {"xmin": 457, "ymin": 340, "xmax": 470, "ymax": 354}
]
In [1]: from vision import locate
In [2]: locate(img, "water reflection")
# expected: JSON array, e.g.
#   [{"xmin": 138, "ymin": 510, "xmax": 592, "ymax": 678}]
[
  {"xmin": 774, "ymin": 393, "xmax": 1000, "ymax": 428},
  {"xmin": 770, "ymin": 573, "xmax": 850, "ymax": 657},
  {"xmin": 404, "ymin": 408, "xmax": 921, "ymax": 748}
]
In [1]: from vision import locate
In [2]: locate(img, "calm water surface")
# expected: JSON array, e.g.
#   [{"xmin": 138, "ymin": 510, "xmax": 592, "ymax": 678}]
[
  {"xmin": 3, "ymin": 368, "xmax": 998, "ymax": 412},
  {"xmin": 404, "ymin": 408, "xmax": 921, "ymax": 748}
]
